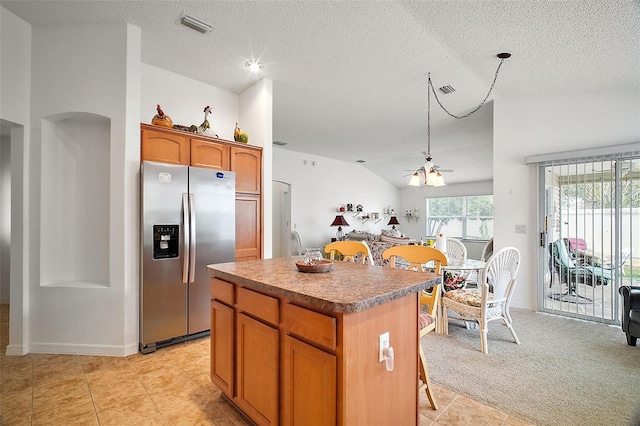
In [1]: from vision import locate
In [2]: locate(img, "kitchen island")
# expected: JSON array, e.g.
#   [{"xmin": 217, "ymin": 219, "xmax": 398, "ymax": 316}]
[{"xmin": 208, "ymin": 257, "xmax": 441, "ymax": 426}]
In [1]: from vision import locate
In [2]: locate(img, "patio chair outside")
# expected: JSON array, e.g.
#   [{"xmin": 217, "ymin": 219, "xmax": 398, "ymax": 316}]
[{"xmin": 551, "ymin": 239, "xmax": 612, "ymax": 287}]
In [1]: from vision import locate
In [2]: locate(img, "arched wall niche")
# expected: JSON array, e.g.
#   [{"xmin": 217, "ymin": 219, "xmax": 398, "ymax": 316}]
[{"xmin": 40, "ymin": 112, "xmax": 111, "ymax": 288}]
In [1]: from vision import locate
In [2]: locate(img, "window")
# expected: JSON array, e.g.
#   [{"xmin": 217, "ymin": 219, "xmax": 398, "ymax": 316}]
[{"xmin": 426, "ymin": 195, "xmax": 493, "ymax": 240}]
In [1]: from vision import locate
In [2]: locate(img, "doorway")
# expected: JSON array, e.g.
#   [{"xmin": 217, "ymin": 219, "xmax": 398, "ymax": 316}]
[
  {"xmin": 272, "ymin": 181, "xmax": 292, "ymax": 258},
  {"xmin": 538, "ymin": 152, "xmax": 639, "ymax": 323},
  {"xmin": 0, "ymin": 124, "xmax": 11, "ymax": 305},
  {"xmin": 1, "ymin": 119, "xmax": 27, "ymax": 355}
]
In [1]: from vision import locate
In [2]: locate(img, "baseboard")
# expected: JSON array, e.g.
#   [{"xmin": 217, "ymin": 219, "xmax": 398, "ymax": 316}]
[
  {"xmin": 5, "ymin": 343, "xmax": 28, "ymax": 356},
  {"xmin": 28, "ymin": 342, "xmax": 139, "ymax": 357}
]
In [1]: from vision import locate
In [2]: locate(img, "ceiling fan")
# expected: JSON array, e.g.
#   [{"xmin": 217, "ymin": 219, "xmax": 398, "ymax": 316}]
[
  {"xmin": 404, "ymin": 151, "xmax": 454, "ymax": 176},
  {"xmin": 404, "ymin": 152, "xmax": 452, "ymax": 187}
]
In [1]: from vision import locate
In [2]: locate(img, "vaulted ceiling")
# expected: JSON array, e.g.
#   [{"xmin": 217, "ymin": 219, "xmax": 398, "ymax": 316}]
[{"xmin": 3, "ymin": 0, "xmax": 639, "ymax": 187}]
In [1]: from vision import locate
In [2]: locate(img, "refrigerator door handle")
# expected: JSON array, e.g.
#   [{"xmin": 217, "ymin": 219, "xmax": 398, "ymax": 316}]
[
  {"xmin": 182, "ymin": 193, "xmax": 190, "ymax": 284},
  {"xmin": 188, "ymin": 193, "xmax": 196, "ymax": 283}
]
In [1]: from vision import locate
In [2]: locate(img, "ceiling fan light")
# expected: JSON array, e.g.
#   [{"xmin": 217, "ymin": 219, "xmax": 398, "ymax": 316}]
[
  {"xmin": 426, "ymin": 169, "xmax": 444, "ymax": 186},
  {"xmin": 433, "ymin": 171, "xmax": 446, "ymax": 187},
  {"xmin": 408, "ymin": 172, "xmax": 421, "ymax": 186}
]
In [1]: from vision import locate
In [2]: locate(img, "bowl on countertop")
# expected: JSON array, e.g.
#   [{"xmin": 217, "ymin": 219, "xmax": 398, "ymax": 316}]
[{"xmin": 295, "ymin": 259, "xmax": 333, "ymax": 273}]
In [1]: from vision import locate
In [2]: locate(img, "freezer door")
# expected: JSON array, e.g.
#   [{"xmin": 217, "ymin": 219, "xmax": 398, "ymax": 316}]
[
  {"xmin": 188, "ymin": 167, "xmax": 236, "ymax": 335},
  {"xmin": 141, "ymin": 161, "xmax": 189, "ymax": 347}
]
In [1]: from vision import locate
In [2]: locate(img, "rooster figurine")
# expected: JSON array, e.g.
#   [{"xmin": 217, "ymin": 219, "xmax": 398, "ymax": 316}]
[
  {"xmin": 234, "ymin": 122, "xmax": 249, "ymax": 143},
  {"xmin": 151, "ymin": 104, "xmax": 173, "ymax": 128},
  {"xmin": 197, "ymin": 105, "xmax": 218, "ymax": 137}
]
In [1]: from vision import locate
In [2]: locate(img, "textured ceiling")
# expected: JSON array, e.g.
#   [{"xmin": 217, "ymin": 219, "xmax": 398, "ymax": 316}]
[{"xmin": 3, "ymin": 0, "xmax": 639, "ymax": 187}]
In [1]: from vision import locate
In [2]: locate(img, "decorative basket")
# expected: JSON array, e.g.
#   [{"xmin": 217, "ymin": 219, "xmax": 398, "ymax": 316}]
[{"xmin": 295, "ymin": 259, "xmax": 333, "ymax": 273}]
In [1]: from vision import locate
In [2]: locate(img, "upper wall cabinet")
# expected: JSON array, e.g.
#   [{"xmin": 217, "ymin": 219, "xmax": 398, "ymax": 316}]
[
  {"xmin": 191, "ymin": 139, "xmax": 229, "ymax": 170},
  {"xmin": 231, "ymin": 146, "xmax": 262, "ymax": 194},
  {"xmin": 141, "ymin": 126, "xmax": 190, "ymax": 165},
  {"xmin": 141, "ymin": 124, "xmax": 230, "ymax": 169}
]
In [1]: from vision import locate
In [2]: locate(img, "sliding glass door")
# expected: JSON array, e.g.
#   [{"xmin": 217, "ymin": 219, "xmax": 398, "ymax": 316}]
[{"xmin": 538, "ymin": 153, "xmax": 639, "ymax": 323}]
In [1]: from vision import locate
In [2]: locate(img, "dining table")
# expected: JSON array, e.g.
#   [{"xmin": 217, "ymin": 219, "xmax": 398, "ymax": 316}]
[
  {"xmin": 425, "ymin": 258, "xmax": 486, "ymax": 284},
  {"xmin": 442, "ymin": 258, "xmax": 486, "ymax": 275}
]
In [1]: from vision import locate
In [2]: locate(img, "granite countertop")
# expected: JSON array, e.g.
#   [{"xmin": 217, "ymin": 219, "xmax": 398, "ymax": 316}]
[{"xmin": 207, "ymin": 257, "xmax": 441, "ymax": 314}]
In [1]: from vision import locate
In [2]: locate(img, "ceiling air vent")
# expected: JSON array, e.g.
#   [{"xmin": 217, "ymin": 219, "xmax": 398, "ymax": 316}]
[
  {"xmin": 178, "ymin": 12, "xmax": 213, "ymax": 34},
  {"xmin": 273, "ymin": 141, "xmax": 287, "ymax": 146},
  {"xmin": 439, "ymin": 85, "xmax": 456, "ymax": 94}
]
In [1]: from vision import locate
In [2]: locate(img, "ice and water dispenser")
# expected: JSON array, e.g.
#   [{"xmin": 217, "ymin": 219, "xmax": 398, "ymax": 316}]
[{"xmin": 153, "ymin": 225, "xmax": 179, "ymax": 259}]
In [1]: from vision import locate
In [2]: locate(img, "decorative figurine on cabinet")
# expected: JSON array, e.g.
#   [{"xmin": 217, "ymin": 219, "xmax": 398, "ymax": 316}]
[
  {"xmin": 197, "ymin": 105, "xmax": 218, "ymax": 137},
  {"xmin": 234, "ymin": 122, "xmax": 249, "ymax": 143},
  {"xmin": 151, "ymin": 104, "xmax": 173, "ymax": 128}
]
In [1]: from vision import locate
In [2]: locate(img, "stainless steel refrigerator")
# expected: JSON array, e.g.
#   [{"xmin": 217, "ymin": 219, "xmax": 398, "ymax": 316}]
[{"xmin": 140, "ymin": 161, "xmax": 235, "ymax": 354}]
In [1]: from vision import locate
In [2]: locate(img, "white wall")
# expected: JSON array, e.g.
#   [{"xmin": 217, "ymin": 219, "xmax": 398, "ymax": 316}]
[
  {"xmin": 272, "ymin": 148, "xmax": 400, "ymax": 249},
  {"xmin": 1, "ymin": 6, "xmax": 31, "ymax": 355},
  {"xmin": 140, "ymin": 63, "xmax": 239, "ymax": 140},
  {"xmin": 0, "ymin": 7, "xmax": 31, "ymax": 126},
  {"xmin": 27, "ymin": 23, "xmax": 140, "ymax": 355},
  {"xmin": 239, "ymin": 78, "xmax": 273, "ymax": 258},
  {"xmin": 494, "ymin": 92, "xmax": 640, "ymax": 310},
  {"xmin": 40, "ymin": 116, "xmax": 111, "ymax": 287}
]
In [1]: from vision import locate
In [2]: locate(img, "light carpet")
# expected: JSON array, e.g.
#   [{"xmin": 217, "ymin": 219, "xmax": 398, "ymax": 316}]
[{"xmin": 424, "ymin": 308, "xmax": 640, "ymax": 426}]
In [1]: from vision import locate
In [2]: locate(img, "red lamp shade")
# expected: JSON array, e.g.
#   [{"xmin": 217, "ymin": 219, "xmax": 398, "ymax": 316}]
[
  {"xmin": 330, "ymin": 215, "xmax": 350, "ymax": 227},
  {"xmin": 387, "ymin": 216, "xmax": 400, "ymax": 226}
]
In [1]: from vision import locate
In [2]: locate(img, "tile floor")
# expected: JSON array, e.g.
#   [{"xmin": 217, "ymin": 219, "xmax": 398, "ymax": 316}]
[{"xmin": 0, "ymin": 305, "xmax": 532, "ymax": 425}]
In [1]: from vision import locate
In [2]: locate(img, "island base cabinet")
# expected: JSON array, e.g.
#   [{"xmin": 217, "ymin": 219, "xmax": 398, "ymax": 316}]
[
  {"xmin": 209, "ymin": 271, "xmax": 422, "ymax": 426},
  {"xmin": 282, "ymin": 335, "xmax": 337, "ymax": 426},
  {"xmin": 210, "ymin": 301, "xmax": 234, "ymax": 397},
  {"xmin": 340, "ymin": 295, "xmax": 418, "ymax": 425},
  {"xmin": 236, "ymin": 313, "xmax": 279, "ymax": 426}
]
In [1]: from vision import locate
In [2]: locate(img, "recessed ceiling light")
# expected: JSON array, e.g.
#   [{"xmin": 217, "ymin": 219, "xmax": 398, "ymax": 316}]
[
  {"xmin": 177, "ymin": 12, "xmax": 213, "ymax": 34},
  {"xmin": 356, "ymin": 160, "xmax": 366, "ymax": 163},
  {"xmin": 246, "ymin": 61, "xmax": 261, "ymax": 73}
]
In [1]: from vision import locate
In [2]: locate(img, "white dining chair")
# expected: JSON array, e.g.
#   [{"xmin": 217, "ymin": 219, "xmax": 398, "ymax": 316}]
[
  {"xmin": 442, "ymin": 238, "xmax": 469, "ymax": 290},
  {"xmin": 442, "ymin": 247, "xmax": 521, "ymax": 354}
]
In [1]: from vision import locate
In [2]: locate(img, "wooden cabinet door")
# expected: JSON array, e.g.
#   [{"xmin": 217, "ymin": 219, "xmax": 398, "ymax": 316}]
[
  {"xmin": 231, "ymin": 146, "xmax": 262, "ymax": 193},
  {"xmin": 235, "ymin": 194, "xmax": 262, "ymax": 261},
  {"xmin": 210, "ymin": 300, "xmax": 234, "ymax": 397},
  {"xmin": 282, "ymin": 335, "xmax": 337, "ymax": 426},
  {"xmin": 141, "ymin": 128, "xmax": 190, "ymax": 165},
  {"xmin": 191, "ymin": 139, "xmax": 230, "ymax": 170},
  {"xmin": 236, "ymin": 313, "xmax": 279, "ymax": 426}
]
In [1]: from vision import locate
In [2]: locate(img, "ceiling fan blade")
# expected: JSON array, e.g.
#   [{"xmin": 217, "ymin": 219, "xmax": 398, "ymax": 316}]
[{"xmin": 438, "ymin": 168, "xmax": 454, "ymax": 173}]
